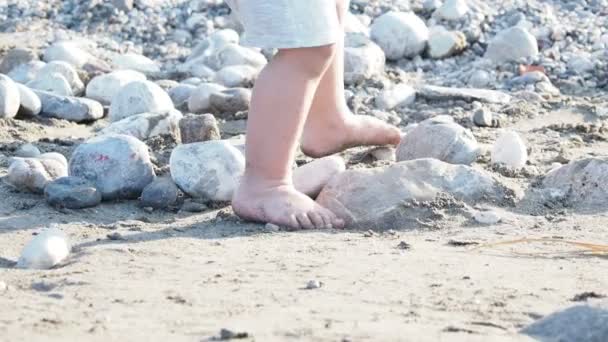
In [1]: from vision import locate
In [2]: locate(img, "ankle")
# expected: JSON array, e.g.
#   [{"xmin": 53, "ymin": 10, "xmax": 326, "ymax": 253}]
[{"xmin": 240, "ymin": 171, "xmax": 293, "ymax": 190}]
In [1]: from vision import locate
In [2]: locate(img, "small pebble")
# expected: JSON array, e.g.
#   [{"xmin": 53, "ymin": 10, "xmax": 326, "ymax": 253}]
[
  {"xmin": 306, "ymin": 280, "xmax": 322, "ymax": 289},
  {"xmin": 473, "ymin": 210, "xmax": 502, "ymax": 225},
  {"xmin": 0, "ymin": 281, "xmax": 7, "ymax": 292},
  {"xmin": 107, "ymin": 232, "xmax": 126, "ymax": 241}
]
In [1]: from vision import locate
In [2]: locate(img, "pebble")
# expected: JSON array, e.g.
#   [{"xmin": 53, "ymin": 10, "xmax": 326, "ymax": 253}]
[
  {"xmin": 86, "ymin": 70, "xmax": 147, "ymax": 105},
  {"xmin": 15, "ymin": 83, "xmax": 42, "ymax": 116},
  {"xmin": 109, "ymin": 80, "xmax": 174, "ymax": 122},
  {"xmin": 69, "ymin": 134, "xmax": 156, "ymax": 200},
  {"xmin": 208, "ymin": 88, "xmax": 251, "ymax": 118},
  {"xmin": 473, "ymin": 210, "xmax": 502, "ymax": 224},
  {"xmin": 473, "ymin": 108, "xmax": 494, "ymax": 127},
  {"xmin": 44, "ymin": 176, "xmax": 102, "ymax": 209},
  {"xmin": 0, "ymin": 281, "xmax": 6, "ymax": 292},
  {"xmin": 306, "ymin": 280, "xmax": 322, "ymax": 290},
  {"xmin": 375, "ymin": 83, "xmax": 416, "ymax": 110},
  {"xmin": 468, "ymin": 70, "xmax": 493, "ymax": 88},
  {"xmin": 170, "ymin": 140, "xmax": 245, "ymax": 201},
  {"xmin": 485, "ymin": 27, "xmax": 539, "ymax": 63},
  {"xmin": 17, "ymin": 227, "xmax": 70, "ymax": 270},
  {"xmin": 435, "ymin": 0, "xmax": 469, "ymax": 21},
  {"xmin": 15, "ymin": 143, "xmax": 41, "ymax": 158},
  {"xmin": 140, "ymin": 177, "xmax": 179, "ymax": 209},
  {"xmin": 112, "ymin": 53, "xmax": 161, "ymax": 75},
  {"xmin": 7, "ymin": 156, "xmax": 68, "ymax": 193},
  {"xmin": 491, "ymin": 131, "xmax": 528, "ymax": 169},
  {"xmin": 168, "ymin": 84, "xmax": 196, "ymax": 110},
  {"xmin": 34, "ymin": 90, "xmax": 104, "ymax": 122},
  {"xmin": 428, "ymin": 28, "xmax": 467, "ymax": 59},
  {"xmin": 293, "ymin": 156, "xmax": 346, "ymax": 198},
  {"xmin": 187, "ymin": 83, "xmax": 225, "ymax": 113},
  {"xmin": 179, "ymin": 113, "xmax": 221, "ymax": 144},
  {"xmin": 397, "ymin": 116, "xmax": 479, "ymax": 165},
  {"xmin": 100, "ymin": 110, "xmax": 183, "ymax": 141},
  {"xmin": 0, "ymin": 48, "xmax": 38, "ymax": 74},
  {"xmin": 370, "ymin": 11, "xmax": 429, "ymax": 60},
  {"xmin": 43, "ymin": 42, "xmax": 90, "ymax": 67},
  {"xmin": 0, "ymin": 74, "xmax": 20, "ymax": 119},
  {"xmin": 344, "ymin": 33, "xmax": 386, "ymax": 84},
  {"xmin": 214, "ymin": 65, "xmax": 259, "ymax": 88}
]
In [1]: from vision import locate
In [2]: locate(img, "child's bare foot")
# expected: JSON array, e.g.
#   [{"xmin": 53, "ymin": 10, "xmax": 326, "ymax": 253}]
[
  {"xmin": 300, "ymin": 113, "xmax": 402, "ymax": 158},
  {"xmin": 232, "ymin": 175, "xmax": 345, "ymax": 230}
]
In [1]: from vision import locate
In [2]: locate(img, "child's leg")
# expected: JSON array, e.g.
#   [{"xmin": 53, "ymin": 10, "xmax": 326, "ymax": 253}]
[
  {"xmin": 232, "ymin": 45, "xmax": 345, "ymax": 230},
  {"xmin": 301, "ymin": 0, "xmax": 402, "ymax": 158}
]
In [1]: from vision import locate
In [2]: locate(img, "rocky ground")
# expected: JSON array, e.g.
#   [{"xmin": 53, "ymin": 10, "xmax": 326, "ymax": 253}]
[{"xmin": 1, "ymin": 0, "xmax": 608, "ymax": 341}]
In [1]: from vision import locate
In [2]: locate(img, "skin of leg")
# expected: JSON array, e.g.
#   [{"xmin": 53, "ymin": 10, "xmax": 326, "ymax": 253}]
[
  {"xmin": 232, "ymin": 45, "xmax": 346, "ymax": 230},
  {"xmin": 301, "ymin": 0, "xmax": 402, "ymax": 158}
]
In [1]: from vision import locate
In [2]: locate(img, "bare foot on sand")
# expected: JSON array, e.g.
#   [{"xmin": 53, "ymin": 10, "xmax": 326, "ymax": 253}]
[
  {"xmin": 301, "ymin": 113, "xmax": 402, "ymax": 158},
  {"xmin": 232, "ymin": 175, "xmax": 345, "ymax": 230}
]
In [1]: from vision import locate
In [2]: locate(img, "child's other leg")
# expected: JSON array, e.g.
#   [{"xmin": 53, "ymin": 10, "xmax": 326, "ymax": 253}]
[
  {"xmin": 232, "ymin": 45, "xmax": 345, "ymax": 230},
  {"xmin": 301, "ymin": 0, "xmax": 402, "ymax": 158}
]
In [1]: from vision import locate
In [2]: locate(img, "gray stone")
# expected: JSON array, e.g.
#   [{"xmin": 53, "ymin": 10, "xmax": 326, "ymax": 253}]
[
  {"xmin": 316, "ymin": 158, "xmax": 510, "ymax": 229},
  {"xmin": 0, "ymin": 48, "xmax": 38, "ymax": 74},
  {"xmin": 100, "ymin": 110, "xmax": 183, "ymax": 141},
  {"xmin": 7, "ymin": 61, "xmax": 45, "ymax": 84},
  {"xmin": 209, "ymin": 88, "xmax": 251, "ymax": 118},
  {"xmin": 485, "ymin": 27, "xmax": 539, "ymax": 63},
  {"xmin": 15, "ymin": 83, "xmax": 42, "ymax": 116},
  {"xmin": 69, "ymin": 134, "xmax": 156, "ymax": 200},
  {"xmin": 0, "ymin": 74, "xmax": 20, "ymax": 119},
  {"xmin": 6, "ymin": 157, "xmax": 68, "ymax": 193},
  {"xmin": 34, "ymin": 90, "xmax": 104, "ymax": 122},
  {"xmin": 375, "ymin": 83, "xmax": 416, "ymax": 110},
  {"xmin": 542, "ymin": 158, "xmax": 608, "ymax": 207},
  {"xmin": 140, "ymin": 177, "xmax": 179, "ymax": 209},
  {"xmin": 344, "ymin": 33, "xmax": 386, "ymax": 85},
  {"xmin": 179, "ymin": 113, "xmax": 221, "ymax": 144},
  {"xmin": 473, "ymin": 108, "xmax": 493, "ymax": 127},
  {"xmin": 397, "ymin": 117, "xmax": 479, "ymax": 165},
  {"xmin": 370, "ymin": 11, "xmax": 429, "ymax": 60},
  {"xmin": 44, "ymin": 176, "xmax": 102, "ymax": 209},
  {"xmin": 187, "ymin": 83, "xmax": 225, "ymax": 113},
  {"xmin": 468, "ymin": 70, "xmax": 493, "ymax": 88},
  {"xmin": 417, "ymin": 85, "xmax": 512, "ymax": 104},
  {"xmin": 15, "ymin": 143, "xmax": 41, "ymax": 158},
  {"xmin": 170, "ymin": 141, "xmax": 245, "ymax": 201},
  {"xmin": 168, "ymin": 84, "xmax": 196, "ymax": 110},
  {"xmin": 85, "ymin": 70, "xmax": 147, "ymax": 105},
  {"xmin": 293, "ymin": 156, "xmax": 346, "ymax": 198},
  {"xmin": 109, "ymin": 80, "xmax": 174, "ymax": 122},
  {"xmin": 112, "ymin": 0, "xmax": 134, "ymax": 11}
]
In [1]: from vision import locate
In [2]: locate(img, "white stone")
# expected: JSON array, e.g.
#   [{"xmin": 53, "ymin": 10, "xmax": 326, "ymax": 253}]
[
  {"xmin": 27, "ymin": 72, "xmax": 73, "ymax": 96},
  {"xmin": 168, "ymin": 84, "xmax": 197, "ymax": 109},
  {"xmin": 189, "ymin": 29, "xmax": 240, "ymax": 62},
  {"xmin": 214, "ymin": 65, "xmax": 259, "ymax": 87},
  {"xmin": 485, "ymin": 27, "xmax": 539, "ymax": 63},
  {"xmin": 344, "ymin": 33, "xmax": 386, "ymax": 84},
  {"xmin": 7, "ymin": 61, "xmax": 45, "ymax": 84},
  {"xmin": 370, "ymin": 11, "xmax": 429, "ymax": 60},
  {"xmin": 0, "ymin": 74, "xmax": 20, "ymax": 119},
  {"xmin": 86, "ymin": 70, "xmax": 147, "ymax": 105},
  {"xmin": 15, "ymin": 143, "xmax": 41, "ymax": 158},
  {"xmin": 15, "ymin": 83, "xmax": 41, "ymax": 116},
  {"xmin": 109, "ymin": 80, "xmax": 174, "ymax": 122},
  {"xmin": 6, "ymin": 156, "xmax": 68, "ymax": 193},
  {"xmin": 375, "ymin": 83, "xmax": 416, "ymax": 110},
  {"xmin": 345, "ymin": 12, "xmax": 369, "ymax": 36},
  {"xmin": 491, "ymin": 131, "xmax": 528, "ymax": 169},
  {"xmin": 473, "ymin": 210, "xmax": 501, "ymax": 224},
  {"xmin": 293, "ymin": 156, "xmax": 346, "ymax": 198},
  {"xmin": 69, "ymin": 134, "xmax": 156, "ymax": 200},
  {"xmin": 170, "ymin": 141, "xmax": 245, "ymax": 201},
  {"xmin": 428, "ymin": 28, "xmax": 467, "ymax": 59},
  {"xmin": 34, "ymin": 90, "xmax": 104, "ymax": 122},
  {"xmin": 205, "ymin": 43, "xmax": 267, "ymax": 71},
  {"xmin": 39, "ymin": 152, "xmax": 68, "ymax": 168},
  {"xmin": 468, "ymin": 70, "xmax": 493, "ymax": 88},
  {"xmin": 100, "ymin": 110, "xmax": 183, "ymax": 141},
  {"xmin": 436, "ymin": 0, "xmax": 469, "ymax": 21},
  {"xmin": 38, "ymin": 61, "xmax": 85, "ymax": 95},
  {"xmin": 542, "ymin": 158, "xmax": 608, "ymax": 207},
  {"xmin": 17, "ymin": 227, "xmax": 70, "ymax": 270},
  {"xmin": 187, "ymin": 83, "xmax": 226, "ymax": 113},
  {"xmin": 112, "ymin": 53, "xmax": 161, "ymax": 75},
  {"xmin": 43, "ymin": 42, "xmax": 90, "ymax": 67}
]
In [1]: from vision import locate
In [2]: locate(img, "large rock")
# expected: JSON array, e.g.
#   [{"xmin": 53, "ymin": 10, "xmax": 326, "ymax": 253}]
[
  {"xmin": 0, "ymin": 48, "xmax": 38, "ymax": 74},
  {"xmin": 344, "ymin": 33, "xmax": 386, "ymax": 85},
  {"xmin": 44, "ymin": 176, "xmax": 102, "ymax": 209},
  {"xmin": 69, "ymin": 134, "xmax": 156, "ymax": 200},
  {"xmin": 370, "ymin": 11, "xmax": 429, "ymax": 60},
  {"xmin": 397, "ymin": 117, "xmax": 479, "ymax": 165},
  {"xmin": 375, "ymin": 83, "xmax": 416, "ymax": 110},
  {"xmin": 109, "ymin": 80, "xmax": 174, "ymax": 122},
  {"xmin": 43, "ymin": 42, "xmax": 90, "ymax": 67},
  {"xmin": 485, "ymin": 27, "xmax": 539, "ymax": 63},
  {"xmin": 317, "ymin": 158, "xmax": 510, "ymax": 229},
  {"xmin": 35, "ymin": 90, "xmax": 104, "ymax": 122},
  {"xmin": 112, "ymin": 53, "xmax": 160, "ymax": 75},
  {"xmin": 179, "ymin": 113, "xmax": 221, "ymax": 144},
  {"xmin": 417, "ymin": 85, "xmax": 512, "ymax": 104},
  {"xmin": 7, "ymin": 61, "xmax": 45, "ymax": 84},
  {"xmin": 15, "ymin": 83, "xmax": 42, "ymax": 116},
  {"xmin": 35, "ymin": 61, "xmax": 84, "ymax": 95},
  {"xmin": 170, "ymin": 141, "xmax": 245, "ymax": 201},
  {"xmin": 100, "ymin": 110, "xmax": 182, "ymax": 141},
  {"xmin": 542, "ymin": 158, "xmax": 608, "ymax": 207},
  {"xmin": 294, "ymin": 156, "xmax": 346, "ymax": 198},
  {"xmin": 16, "ymin": 227, "xmax": 70, "ymax": 270},
  {"xmin": 0, "ymin": 74, "xmax": 20, "ymax": 119},
  {"xmin": 6, "ymin": 156, "xmax": 68, "ymax": 193},
  {"xmin": 27, "ymin": 72, "xmax": 73, "ymax": 96},
  {"xmin": 85, "ymin": 70, "xmax": 147, "ymax": 105}
]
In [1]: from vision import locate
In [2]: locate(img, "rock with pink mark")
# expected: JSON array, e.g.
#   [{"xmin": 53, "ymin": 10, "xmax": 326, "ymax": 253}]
[
  {"xmin": 293, "ymin": 156, "xmax": 346, "ymax": 198},
  {"xmin": 69, "ymin": 134, "xmax": 155, "ymax": 200}
]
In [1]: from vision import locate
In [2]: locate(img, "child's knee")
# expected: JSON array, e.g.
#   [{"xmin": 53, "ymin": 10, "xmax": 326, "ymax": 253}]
[{"xmin": 278, "ymin": 44, "xmax": 336, "ymax": 77}]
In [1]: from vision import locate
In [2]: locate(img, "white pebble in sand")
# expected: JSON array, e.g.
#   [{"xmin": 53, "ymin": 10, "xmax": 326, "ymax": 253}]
[
  {"xmin": 492, "ymin": 131, "xmax": 528, "ymax": 169},
  {"xmin": 474, "ymin": 210, "xmax": 502, "ymax": 225},
  {"xmin": 17, "ymin": 227, "xmax": 70, "ymax": 270}
]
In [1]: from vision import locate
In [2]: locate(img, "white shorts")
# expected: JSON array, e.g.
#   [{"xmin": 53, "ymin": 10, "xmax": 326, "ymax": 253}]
[{"xmin": 225, "ymin": 0, "xmax": 342, "ymax": 49}]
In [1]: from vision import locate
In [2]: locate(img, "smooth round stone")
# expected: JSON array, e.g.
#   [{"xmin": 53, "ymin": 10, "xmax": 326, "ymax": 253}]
[
  {"xmin": 39, "ymin": 152, "xmax": 68, "ymax": 168},
  {"xmin": 27, "ymin": 72, "xmax": 73, "ymax": 96},
  {"xmin": 375, "ymin": 83, "xmax": 416, "ymax": 110},
  {"xmin": 188, "ymin": 83, "xmax": 225, "ymax": 113},
  {"xmin": 436, "ymin": 0, "xmax": 469, "ymax": 21},
  {"xmin": 109, "ymin": 80, "xmax": 174, "ymax": 122},
  {"xmin": 140, "ymin": 177, "xmax": 179, "ymax": 209},
  {"xmin": 100, "ymin": 110, "xmax": 183, "ymax": 141},
  {"xmin": 85, "ymin": 70, "xmax": 147, "ymax": 105},
  {"xmin": 37, "ymin": 61, "xmax": 84, "ymax": 95},
  {"xmin": 468, "ymin": 70, "xmax": 493, "ymax": 88},
  {"xmin": 293, "ymin": 156, "xmax": 346, "ymax": 198},
  {"xmin": 370, "ymin": 11, "xmax": 429, "ymax": 59},
  {"xmin": 0, "ymin": 48, "xmax": 38, "ymax": 74},
  {"xmin": 7, "ymin": 61, "xmax": 46, "ymax": 84},
  {"xmin": 7, "ymin": 157, "xmax": 68, "ymax": 193},
  {"xmin": 473, "ymin": 108, "xmax": 493, "ymax": 127},
  {"xmin": 491, "ymin": 131, "xmax": 528, "ymax": 168},
  {"xmin": 170, "ymin": 140, "xmax": 245, "ymax": 201},
  {"xmin": 428, "ymin": 28, "xmax": 467, "ymax": 59},
  {"xmin": 473, "ymin": 210, "xmax": 502, "ymax": 224},
  {"xmin": 208, "ymin": 88, "xmax": 251, "ymax": 118},
  {"xmin": 205, "ymin": 43, "xmax": 267, "ymax": 71},
  {"xmin": 15, "ymin": 143, "xmax": 41, "ymax": 158},
  {"xmin": 15, "ymin": 83, "xmax": 42, "ymax": 116},
  {"xmin": 69, "ymin": 134, "xmax": 156, "ymax": 200},
  {"xmin": 168, "ymin": 84, "xmax": 196, "ymax": 110},
  {"xmin": 43, "ymin": 42, "xmax": 90, "ymax": 67},
  {"xmin": 17, "ymin": 227, "xmax": 70, "ymax": 270},
  {"xmin": 214, "ymin": 65, "xmax": 259, "ymax": 87},
  {"xmin": 44, "ymin": 176, "xmax": 102, "ymax": 209},
  {"xmin": 344, "ymin": 33, "xmax": 386, "ymax": 85},
  {"xmin": 179, "ymin": 113, "xmax": 221, "ymax": 144},
  {"xmin": 0, "ymin": 74, "xmax": 20, "ymax": 119},
  {"xmin": 112, "ymin": 53, "xmax": 161, "ymax": 75},
  {"xmin": 485, "ymin": 27, "xmax": 539, "ymax": 63}
]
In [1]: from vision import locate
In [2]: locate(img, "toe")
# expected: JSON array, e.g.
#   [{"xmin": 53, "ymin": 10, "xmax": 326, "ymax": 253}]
[
  {"xmin": 296, "ymin": 213, "xmax": 315, "ymax": 230},
  {"xmin": 308, "ymin": 212, "xmax": 326, "ymax": 229},
  {"xmin": 285, "ymin": 214, "xmax": 301, "ymax": 231}
]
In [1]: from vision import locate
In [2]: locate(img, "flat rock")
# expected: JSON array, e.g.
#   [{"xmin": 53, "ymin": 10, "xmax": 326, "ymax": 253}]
[
  {"xmin": 140, "ymin": 177, "xmax": 179, "ymax": 209},
  {"xmin": 317, "ymin": 159, "xmax": 510, "ymax": 229},
  {"xmin": 179, "ymin": 113, "xmax": 221, "ymax": 144},
  {"xmin": 86, "ymin": 70, "xmax": 147, "ymax": 105},
  {"xmin": 109, "ymin": 80, "xmax": 174, "ymax": 122},
  {"xmin": 370, "ymin": 11, "xmax": 429, "ymax": 60},
  {"xmin": 34, "ymin": 90, "xmax": 104, "ymax": 122},
  {"xmin": 294, "ymin": 156, "xmax": 346, "ymax": 198},
  {"xmin": 0, "ymin": 74, "xmax": 20, "ymax": 119},
  {"xmin": 6, "ymin": 156, "xmax": 68, "ymax": 193},
  {"xmin": 170, "ymin": 140, "xmax": 245, "ymax": 201},
  {"xmin": 69, "ymin": 134, "xmax": 156, "ymax": 200},
  {"xmin": 44, "ymin": 176, "xmax": 102, "ymax": 209},
  {"xmin": 397, "ymin": 116, "xmax": 479, "ymax": 165},
  {"xmin": 15, "ymin": 83, "xmax": 42, "ymax": 116},
  {"xmin": 100, "ymin": 110, "xmax": 182, "ymax": 141},
  {"xmin": 0, "ymin": 48, "xmax": 38, "ymax": 74},
  {"xmin": 187, "ymin": 83, "xmax": 225, "ymax": 113},
  {"xmin": 17, "ymin": 227, "xmax": 70, "ymax": 270},
  {"xmin": 344, "ymin": 33, "xmax": 386, "ymax": 85},
  {"xmin": 542, "ymin": 158, "xmax": 608, "ymax": 207},
  {"xmin": 417, "ymin": 85, "xmax": 512, "ymax": 104},
  {"xmin": 485, "ymin": 27, "xmax": 539, "ymax": 63}
]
